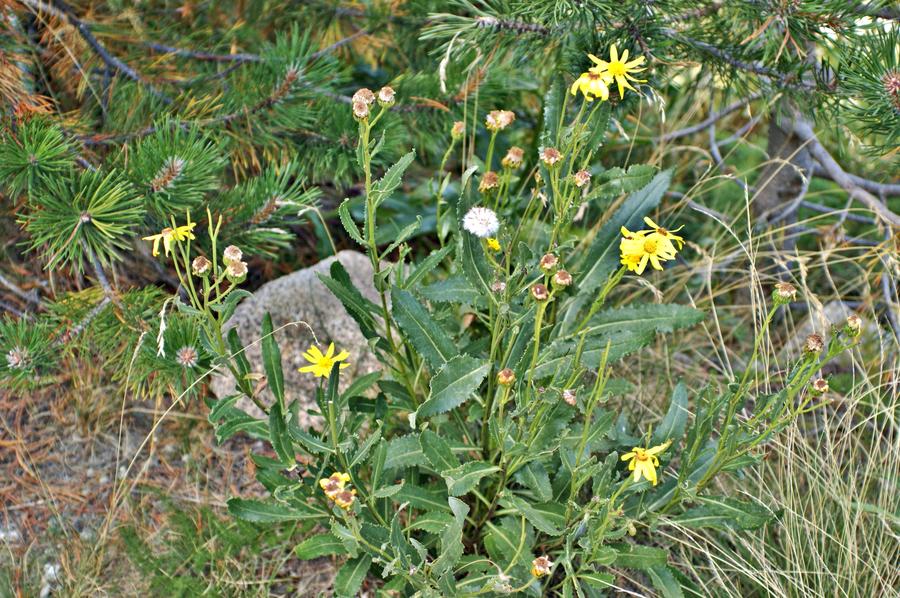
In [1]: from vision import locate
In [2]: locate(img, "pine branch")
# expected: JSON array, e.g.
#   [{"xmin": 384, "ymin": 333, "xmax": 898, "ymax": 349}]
[
  {"xmin": 18, "ymin": 0, "xmax": 173, "ymax": 104},
  {"xmin": 143, "ymin": 42, "xmax": 261, "ymax": 63},
  {"xmin": 791, "ymin": 118, "xmax": 900, "ymax": 227}
]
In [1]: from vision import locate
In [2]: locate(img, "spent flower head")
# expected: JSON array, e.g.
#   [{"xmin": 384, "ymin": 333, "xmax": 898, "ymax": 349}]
[
  {"xmin": 352, "ymin": 100, "xmax": 370, "ymax": 121},
  {"xmin": 497, "ymin": 368, "xmax": 516, "ymax": 386},
  {"xmin": 485, "ymin": 109, "xmax": 515, "ymax": 131},
  {"xmin": 223, "ymin": 245, "xmax": 243, "ymax": 264},
  {"xmin": 462, "ymin": 206, "xmax": 500, "ymax": 238},
  {"xmin": 479, "ymin": 171, "xmax": 500, "ymax": 193},
  {"xmin": 539, "ymin": 147, "xmax": 562, "ymax": 167},
  {"xmin": 6, "ymin": 347, "xmax": 29, "ymax": 370},
  {"xmin": 811, "ymin": 378, "xmax": 829, "ymax": 395},
  {"xmin": 804, "ymin": 333, "xmax": 825, "ymax": 354},
  {"xmin": 225, "ymin": 260, "xmax": 248, "ymax": 284},
  {"xmin": 562, "ymin": 388, "xmax": 577, "ymax": 406},
  {"xmin": 573, "ymin": 169, "xmax": 591, "ymax": 188},
  {"xmin": 845, "ymin": 314, "xmax": 862, "ymax": 338},
  {"xmin": 191, "ymin": 256, "xmax": 211, "ymax": 276},
  {"xmin": 773, "ymin": 282, "xmax": 798, "ymax": 305},
  {"xmin": 319, "ymin": 472, "xmax": 351, "ymax": 499},
  {"xmin": 531, "ymin": 283, "xmax": 549, "ymax": 302},
  {"xmin": 377, "ymin": 86, "xmax": 396, "ymax": 107},
  {"xmin": 501, "ymin": 146, "xmax": 524, "ymax": 169},
  {"xmin": 552, "ymin": 269, "xmax": 573, "ymax": 288},
  {"xmin": 531, "ymin": 556, "xmax": 553, "ymax": 578},
  {"xmin": 352, "ymin": 88, "xmax": 376, "ymax": 106},
  {"xmin": 451, "ymin": 121, "xmax": 465, "ymax": 139},
  {"xmin": 539, "ymin": 253, "xmax": 559, "ymax": 272}
]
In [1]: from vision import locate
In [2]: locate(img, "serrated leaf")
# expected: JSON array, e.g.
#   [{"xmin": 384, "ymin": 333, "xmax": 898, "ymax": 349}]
[
  {"xmin": 394, "ymin": 483, "xmax": 451, "ymax": 512},
  {"xmin": 391, "ymin": 287, "xmax": 458, "ymax": 370},
  {"xmin": 338, "ymin": 199, "xmax": 364, "ymax": 244},
  {"xmin": 612, "ymin": 544, "xmax": 668, "ymax": 569},
  {"xmin": 670, "ymin": 497, "xmax": 774, "ymax": 531},
  {"xmin": 648, "ymin": 566, "xmax": 685, "ymax": 598},
  {"xmin": 371, "ymin": 150, "xmax": 415, "ymax": 206},
  {"xmin": 373, "ymin": 482, "xmax": 404, "ymax": 498},
  {"xmin": 384, "ymin": 434, "xmax": 426, "ymax": 470},
  {"xmin": 432, "ymin": 497, "xmax": 469, "ymax": 576},
  {"xmin": 418, "ymin": 355, "xmax": 490, "ymax": 419},
  {"xmin": 319, "ymin": 262, "xmax": 384, "ymax": 348},
  {"xmin": 420, "ymin": 429, "xmax": 460, "ymax": 473},
  {"xmin": 295, "ymin": 533, "xmax": 349, "ymax": 559},
  {"xmin": 514, "ymin": 461, "xmax": 552, "ymax": 502},
  {"xmin": 227, "ymin": 498, "xmax": 323, "ymax": 522},
  {"xmin": 442, "ymin": 461, "xmax": 499, "ymax": 496},
  {"xmin": 500, "ymin": 495, "xmax": 564, "ymax": 536},
  {"xmin": 484, "ymin": 517, "xmax": 534, "ymax": 570},
  {"xmin": 588, "ymin": 164, "xmax": 658, "ymax": 200},
  {"xmin": 583, "ymin": 304, "xmax": 705, "ymax": 337},
  {"xmin": 407, "ymin": 511, "xmax": 455, "ymax": 533},
  {"xmin": 268, "ymin": 401, "xmax": 293, "ymax": 466},
  {"xmin": 420, "ymin": 276, "xmax": 482, "ymax": 305},
  {"xmin": 653, "ymin": 382, "xmax": 689, "ymax": 445},
  {"xmin": 334, "ymin": 555, "xmax": 372, "ymax": 598},
  {"xmin": 261, "ymin": 314, "xmax": 284, "ymax": 406},
  {"xmin": 405, "ymin": 245, "xmax": 453, "ymax": 289},
  {"xmin": 456, "ymin": 216, "xmax": 494, "ymax": 296},
  {"xmin": 579, "ymin": 572, "xmax": 614, "ymax": 588},
  {"xmin": 350, "ymin": 428, "xmax": 382, "ymax": 468}
]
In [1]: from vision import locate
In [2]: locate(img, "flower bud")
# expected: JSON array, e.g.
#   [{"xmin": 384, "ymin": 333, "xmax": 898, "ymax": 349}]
[
  {"xmin": 811, "ymin": 377, "xmax": 829, "ymax": 395},
  {"xmin": 531, "ymin": 283, "xmax": 549, "ymax": 302},
  {"xmin": 501, "ymin": 146, "xmax": 524, "ymax": 169},
  {"xmin": 539, "ymin": 253, "xmax": 559, "ymax": 272},
  {"xmin": 351, "ymin": 88, "xmax": 376, "ymax": 106},
  {"xmin": 539, "ymin": 147, "xmax": 562, "ymax": 167},
  {"xmin": 497, "ymin": 368, "xmax": 516, "ymax": 386},
  {"xmin": 573, "ymin": 169, "xmax": 591, "ymax": 188},
  {"xmin": 352, "ymin": 100, "xmax": 370, "ymax": 121},
  {"xmin": 479, "ymin": 171, "xmax": 499, "ymax": 193},
  {"xmin": 191, "ymin": 256, "xmax": 211, "ymax": 276},
  {"xmin": 562, "ymin": 389, "xmax": 576, "ymax": 406},
  {"xmin": 377, "ymin": 86, "xmax": 395, "ymax": 107},
  {"xmin": 226, "ymin": 260, "xmax": 248, "ymax": 284},
  {"xmin": 845, "ymin": 314, "xmax": 862, "ymax": 338},
  {"xmin": 223, "ymin": 245, "xmax": 243, "ymax": 264},
  {"xmin": 773, "ymin": 282, "xmax": 797, "ymax": 305},
  {"xmin": 803, "ymin": 333, "xmax": 825, "ymax": 355},
  {"xmin": 491, "ymin": 280, "xmax": 506, "ymax": 294},
  {"xmin": 552, "ymin": 269, "xmax": 572, "ymax": 288},
  {"xmin": 451, "ymin": 121, "xmax": 465, "ymax": 139}
]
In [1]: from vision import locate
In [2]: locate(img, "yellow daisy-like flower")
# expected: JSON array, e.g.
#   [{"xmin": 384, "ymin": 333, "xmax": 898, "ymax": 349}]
[
  {"xmin": 643, "ymin": 216, "xmax": 684, "ymax": 249},
  {"xmin": 486, "ymin": 237, "xmax": 501, "ymax": 252},
  {"xmin": 142, "ymin": 222, "xmax": 196, "ymax": 257},
  {"xmin": 332, "ymin": 488, "xmax": 357, "ymax": 510},
  {"xmin": 619, "ymin": 220, "xmax": 682, "ymax": 275},
  {"xmin": 570, "ymin": 69, "xmax": 610, "ymax": 102},
  {"xmin": 299, "ymin": 343, "xmax": 350, "ymax": 378},
  {"xmin": 621, "ymin": 440, "xmax": 671, "ymax": 486},
  {"xmin": 319, "ymin": 472, "xmax": 351, "ymax": 499},
  {"xmin": 589, "ymin": 44, "xmax": 646, "ymax": 99}
]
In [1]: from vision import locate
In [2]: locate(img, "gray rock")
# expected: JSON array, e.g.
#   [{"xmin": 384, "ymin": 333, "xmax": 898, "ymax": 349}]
[{"xmin": 209, "ymin": 250, "xmax": 381, "ymax": 424}]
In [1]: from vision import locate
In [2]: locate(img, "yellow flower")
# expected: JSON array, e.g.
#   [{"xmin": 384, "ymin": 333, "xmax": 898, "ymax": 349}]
[
  {"xmin": 486, "ymin": 237, "xmax": 501, "ymax": 252},
  {"xmin": 332, "ymin": 488, "xmax": 357, "ymax": 510},
  {"xmin": 642, "ymin": 216, "xmax": 684, "ymax": 249},
  {"xmin": 619, "ymin": 220, "xmax": 682, "ymax": 275},
  {"xmin": 621, "ymin": 440, "xmax": 671, "ymax": 486},
  {"xmin": 570, "ymin": 69, "xmax": 610, "ymax": 102},
  {"xmin": 589, "ymin": 44, "xmax": 646, "ymax": 99},
  {"xmin": 142, "ymin": 222, "xmax": 196, "ymax": 257},
  {"xmin": 299, "ymin": 343, "xmax": 350, "ymax": 378},
  {"xmin": 319, "ymin": 472, "xmax": 351, "ymax": 499}
]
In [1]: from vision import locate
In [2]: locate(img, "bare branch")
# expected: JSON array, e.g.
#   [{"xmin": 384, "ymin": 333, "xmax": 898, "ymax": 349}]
[
  {"xmin": 812, "ymin": 164, "xmax": 900, "ymax": 197},
  {"xmin": 660, "ymin": 94, "xmax": 763, "ymax": 141},
  {"xmin": 791, "ymin": 119, "xmax": 900, "ymax": 227}
]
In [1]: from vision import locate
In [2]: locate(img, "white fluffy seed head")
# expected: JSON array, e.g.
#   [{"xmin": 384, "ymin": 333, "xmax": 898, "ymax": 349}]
[{"xmin": 462, "ymin": 206, "xmax": 499, "ymax": 238}]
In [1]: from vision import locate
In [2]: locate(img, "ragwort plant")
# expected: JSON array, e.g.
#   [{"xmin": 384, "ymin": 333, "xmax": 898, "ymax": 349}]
[{"xmin": 146, "ymin": 48, "xmax": 861, "ymax": 597}]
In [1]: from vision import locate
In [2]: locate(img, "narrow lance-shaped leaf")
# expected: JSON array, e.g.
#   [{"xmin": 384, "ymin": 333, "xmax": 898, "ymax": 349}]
[
  {"xmin": 261, "ymin": 313, "xmax": 284, "ymax": 407},
  {"xmin": 417, "ymin": 355, "xmax": 490, "ymax": 419},
  {"xmin": 391, "ymin": 287, "xmax": 458, "ymax": 370}
]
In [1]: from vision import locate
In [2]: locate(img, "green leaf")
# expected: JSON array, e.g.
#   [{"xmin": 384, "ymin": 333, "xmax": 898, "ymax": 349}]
[
  {"xmin": 578, "ymin": 571, "xmax": 614, "ymax": 589},
  {"xmin": 371, "ymin": 150, "xmax": 415, "ymax": 206},
  {"xmin": 373, "ymin": 482, "xmax": 404, "ymax": 498},
  {"xmin": 384, "ymin": 434, "xmax": 426, "ymax": 470},
  {"xmin": 484, "ymin": 517, "xmax": 534, "ymax": 570},
  {"xmin": 319, "ymin": 262, "xmax": 384, "ymax": 348},
  {"xmin": 405, "ymin": 245, "xmax": 453, "ymax": 289},
  {"xmin": 406, "ymin": 511, "xmax": 455, "ymax": 533},
  {"xmin": 653, "ymin": 382, "xmax": 689, "ymax": 445},
  {"xmin": 456, "ymin": 214, "xmax": 494, "ymax": 296},
  {"xmin": 338, "ymin": 199, "xmax": 364, "ymax": 245},
  {"xmin": 420, "ymin": 429, "xmax": 460, "ymax": 473},
  {"xmin": 227, "ymin": 498, "xmax": 323, "ymax": 523},
  {"xmin": 432, "ymin": 497, "xmax": 469, "ymax": 576},
  {"xmin": 648, "ymin": 566, "xmax": 685, "ymax": 598},
  {"xmin": 420, "ymin": 276, "xmax": 482, "ymax": 305},
  {"xmin": 334, "ymin": 555, "xmax": 372, "ymax": 598},
  {"xmin": 295, "ymin": 533, "xmax": 349, "ymax": 559},
  {"xmin": 576, "ymin": 170, "xmax": 672, "ymax": 294},
  {"xmin": 350, "ymin": 428, "xmax": 382, "ymax": 468},
  {"xmin": 394, "ymin": 483, "xmax": 451, "ymax": 512},
  {"xmin": 514, "ymin": 461, "xmax": 552, "ymax": 502},
  {"xmin": 418, "ymin": 355, "xmax": 490, "ymax": 419},
  {"xmin": 342, "ymin": 370, "xmax": 382, "ymax": 401},
  {"xmin": 670, "ymin": 497, "xmax": 774, "ymax": 531},
  {"xmin": 588, "ymin": 164, "xmax": 658, "ymax": 200},
  {"xmin": 612, "ymin": 544, "xmax": 668, "ymax": 569},
  {"xmin": 541, "ymin": 75, "xmax": 566, "ymax": 147},
  {"xmin": 268, "ymin": 401, "xmax": 294, "ymax": 466},
  {"xmin": 500, "ymin": 495, "xmax": 564, "ymax": 536},
  {"xmin": 582, "ymin": 304, "xmax": 705, "ymax": 337},
  {"xmin": 391, "ymin": 287, "xmax": 458, "ymax": 370},
  {"xmin": 442, "ymin": 461, "xmax": 500, "ymax": 496},
  {"xmin": 261, "ymin": 313, "xmax": 284, "ymax": 406}
]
